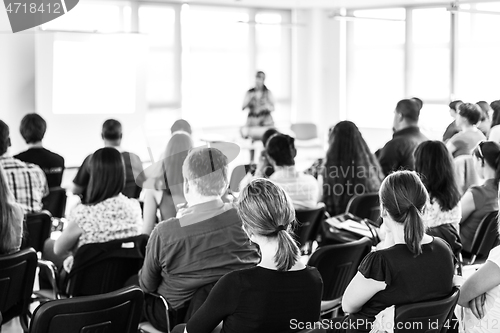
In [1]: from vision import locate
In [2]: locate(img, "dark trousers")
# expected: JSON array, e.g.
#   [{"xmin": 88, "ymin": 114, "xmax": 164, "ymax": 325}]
[{"xmin": 143, "ymin": 294, "xmax": 189, "ymax": 332}]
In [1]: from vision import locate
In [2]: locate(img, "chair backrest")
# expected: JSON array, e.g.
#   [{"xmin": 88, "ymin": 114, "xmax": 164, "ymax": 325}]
[
  {"xmin": 295, "ymin": 205, "xmax": 326, "ymax": 247},
  {"xmin": 394, "ymin": 287, "xmax": 460, "ymax": 333},
  {"xmin": 66, "ymin": 234, "xmax": 149, "ymax": 297},
  {"xmin": 229, "ymin": 164, "xmax": 255, "ymax": 193},
  {"xmin": 42, "ymin": 187, "xmax": 67, "ymax": 218},
  {"xmin": 29, "ymin": 286, "xmax": 144, "ymax": 333},
  {"xmin": 426, "ymin": 224, "xmax": 462, "ymax": 259},
  {"xmin": 0, "ymin": 248, "xmax": 37, "ymax": 323},
  {"xmin": 470, "ymin": 211, "xmax": 499, "ymax": 259},
  {"xmin": 308, "ymin": 238, "xmax": 372, "ymax": 301},
  {"xmin": 22, "ymin": 211, "xmax": 52, "ymax": 253},
  {"xmin": 345, "ymin": 193, "xmax": 380, "ymax": 222},
  {"xmin": 291, "ymin": 123, "xmax": 318, "ymax": 140}
]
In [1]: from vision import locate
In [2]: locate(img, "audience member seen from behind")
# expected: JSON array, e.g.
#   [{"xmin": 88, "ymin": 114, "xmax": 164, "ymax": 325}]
[
  {"xmin": 447, "ymin": 103, "xmax": 486, "ymax": 158},
  {"xmin": 378, "ymin": 99, "xmax": 428, "ymax": 176},
  {"xmin": 142, "ymin": 132, "xmax": 193, "ymax": 235},
  {"xmin": 52, "ymin": 147, "xmax": 143, "ymax": 271},
  {"xmin": 319, "ymin": 121, "xmax": 383, "ymax": 216},
  {"xmin": 342, "ymin": 171, "xmax": 455, "ymax": 333},
  {"xmin": 459, "ymin": 141, "xmax": 500, "ymax": 254},
  {"xmin": 443, "ymin": 100, "xmax": 463, "ymax": 142},
  {"xmin": 0, "ymin": 119, "xmax": 48, "ymax": 213},
  {"xmin": 139, "ymin": 147, "xmax": 260, "ymax": 332},
  {"xmin": 172, "ymin": 179, "xmax": 323, "ymax": 333},
  {"xmin": 266, "ymin": 134, "xmax": 319, "ymax": 209},
  {"xmin": 477, "ymin": 101, "xmax": 493, "ymax": 137},
  {"xmin": 488, "ymin": 100, "xmax": 500, "ymax": 142},
  {"xmin": 72, "ymin": 119, "xmax": 144, "ymax": 200},
  {"xmin": 0, "ymin": 165, "xmax": 24, "ymax": 255},
  {"xmin": 15, "ymin": 113, "xmax": 65, "ymax": 188},
  {"xmin": 457, "ymin": 241, "xmax": 500, "ymax": 333}
]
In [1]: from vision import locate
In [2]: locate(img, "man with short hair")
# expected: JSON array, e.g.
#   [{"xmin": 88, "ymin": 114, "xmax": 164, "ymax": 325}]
[
  {"xmin": 170, "ymin": 119, "xmax": 192, "ymax": 135},
  {"xmin": 443, "ymin": 100, "xmax": 463, "ymax": 142},
  {"xmin": 0, "ymin": 119, "xmax": 48, "ymax": 213},
  {"xmin": 378, "ymin": 99, "xmax": 428, "ymax": 176},
  {"xmin": 15, "ymin": 113, "xmax": 65, "ymax": 188},
  {"xmin": 139, "ymin": 147, "xmax": 260, "ymax": 331},
  {"xmin": 72, "ymin": 119, "xmax": 144, "ymax": 200}
]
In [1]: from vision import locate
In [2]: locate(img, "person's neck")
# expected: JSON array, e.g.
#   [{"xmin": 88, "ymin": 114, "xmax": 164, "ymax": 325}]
[
  {"xmin": 187, "ymin": 194, "xmax": 220, "ymax": 207},
  {"xmin": 104, "ymin": 141, "xmax": 121, "ymax": 149},
  {"xmin": 395, "ymin": 122, "xmax": 417, "ymax": 132},
  {"xmin": 27, "ymin": 141, "xmax": 43, "ymax": 149},
  {"xmin": 483, "ymin": 167, "xmax": 496, "ymax": 181},
  {"xmin": 461, "ymin": 124, "xmax": 475, "ymax": 131},
  {"xmin": 274, "ymin": 165, "xmax": 295, "ymax": 172},
  {"xmin": 257, "ymin": 239, "xmax": 280, "ymax": 270}
]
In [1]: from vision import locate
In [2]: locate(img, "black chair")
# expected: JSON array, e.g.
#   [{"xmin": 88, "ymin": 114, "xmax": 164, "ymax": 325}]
[
  {"xmin": 345, "ymin": 193, "xmax": 380, "ymax": 222},
  {"xmin": 39, "ymin": 234, "xmax": 149, "ymax": 298},
  {"xmin": 228, "ymin": 164, "xmax": 255, "ymax": 194},
  {"xmin": 0, "ymin": 248, "xmax": 37, "ymax": 332},
  {"xmin": 29, "ymin": 286, "xmax": 144, "ymax": 333},
  {"xmin": 42, "ymin": 187, "xmax": 67, "ymax": 218},
  {"xmin": 307, "ymin": 237, "xmax": 372, "ymax": 317},
  {"xmin": 21, "ymin": 211, "xmax": 52, "ymax": 253},
  {"xmin": 464, "ymin": 211, "xmax": 499, "ymax": 264},
  {"xmin": 295, "ymin": 205, "xmax": 326, "ymax": 254},
  {"xmin": 394, "ymin": 287, "xmax": 460, "ymax": 333}
]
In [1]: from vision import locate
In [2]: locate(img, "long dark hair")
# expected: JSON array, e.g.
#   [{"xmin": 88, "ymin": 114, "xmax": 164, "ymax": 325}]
[
  {"xmin": 237, "ymin": 178, "xmax": 299, "ymax": 271},
  {"xmin": 380, "ymin": 171, "xmax": 428, "ymax": 256},
  {"xmin": 323, "ymin": 121, "xmax": 384, "ymax": 215},
  {"xmin": 491, "ymin": 100, "xmax": 500, "ymax": 128},
  {"xmin": 0, "ymin": 165, "xmax": 19, "ymax": 254},
  {"xmin": 85, "ymin": 147, "xmax": 125, "ymax": 205},
  {"xmin": 160, "ymin": 133, "xmax": 193, "ymax": 194},
  {"xmin": 414, "ymin": 141, "xmax": 460, "ymax": 212},
  {"xmin": 472, "ymin": 141, "xmax": 500, "ymax": 186}
]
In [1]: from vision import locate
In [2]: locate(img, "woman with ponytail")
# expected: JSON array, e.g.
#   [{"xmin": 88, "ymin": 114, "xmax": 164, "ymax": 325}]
[
  {"xmin": 174, "ymin": 178, "xmax": 323, "ymax": 333},
  {"xmin": 342, "ymin": 171, "xmax": 454, "ymax": 333},
  {"xmin": 460, "ymin": 141, "xmax": 500, "ymax": 253}
]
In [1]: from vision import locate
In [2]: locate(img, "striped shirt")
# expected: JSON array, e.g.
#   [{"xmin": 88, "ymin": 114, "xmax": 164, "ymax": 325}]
[
  {"xmin": 269, "ymin": 166, "xmax": 319, "ymax": 210},
  {"xmin": 0, "ymin": 156, "xmax": 49, "ymax": 213}
]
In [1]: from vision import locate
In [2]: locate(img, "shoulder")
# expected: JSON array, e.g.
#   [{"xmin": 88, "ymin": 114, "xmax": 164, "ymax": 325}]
[{"xmin": 487, "ymin": 245, "xmax": 500, "ymax": 268}]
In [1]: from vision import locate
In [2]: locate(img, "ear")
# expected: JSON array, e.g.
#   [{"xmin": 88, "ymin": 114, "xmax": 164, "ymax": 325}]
[
  {"xmin": 101, "ymin": 133, "xmax": 104, "ymax": 140},
  {"xmin": 7, "ymin": 137, "xmax": 11, "ymax": 148}
]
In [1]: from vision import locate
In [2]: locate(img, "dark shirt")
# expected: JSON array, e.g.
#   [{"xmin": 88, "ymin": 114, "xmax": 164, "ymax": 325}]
[
  {"xmin": 347, "ymin": 238, "xmax": 454, "ymax": 333},
  {"xmin": 138, "ymin": 199, "xmax": 260, "ymax": 310},
  {"xmin": 73, "ymin": 150, "xmax": 143, "ymax": 200},
  {"xmin": 378, "ymin": 126, "xmax": 428, "ymax": 176},
  {"xmin": 443, "ymin": 121, "xmax": 460, "ymax": 142},
  {"xmin": 186, "ymin": 266, "xmax": 323, "ymax": 333},
  {"xmin": 15, "ymin": 147, "xmax": 65, "ymax": 188}
]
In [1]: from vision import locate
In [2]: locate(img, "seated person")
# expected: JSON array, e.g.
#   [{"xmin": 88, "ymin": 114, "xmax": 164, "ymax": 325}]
[
  {"xmin": 0, "ymin": 165, "xmax": 24, "ymax": 255},
  {"xmin": 138, "ymin": 147, "xmax": 260, "ymax": 331},
  {"xmin": 447, "ymin": 103, "xmax": 486, "ymax": 158},
  {"xmin": 342, "ymin": 171, "xmax": 455, "ymax": 333},
  {"xmin": 142, "ymin": 132, "xmax": 193, "ymax": 235},
  {"xmin": 378, "ymin": 99, "xmax": 428, "ymax": 176},
  {"xmin": 173, "ymin": 178, "xmax": 323, "ymax": 333},
  {"xmin": 73, "ymin": 119, "xmax": 144, "ymax": 200},
  {"xmin": 477, "ymin": 101, "xmax": 493, "ymax": 137},
  {"xmin": 14, "ymin": 113, "xmax": 65, "ymax": 188},
  {"xmin": 460, "ymin": 141, "xmax": 500, "ymax": 253},
  {"xmin": 52, "ymin": 147, "xmax": 143, "ymax": 270},
  {"xmin": 171, "ymin": 119, "xmax": 192, "ymax": 135},
  {"xmin": 488, "ymin": 100, "xmax": 500, "ymax": 142},
  {"xmin": 443, "ymin": 100, "xmax": 463, "ymax": 142},
  {"xmin": 0, "ymin": 119, "xmax": 48, "ymax": 213},
  {"xmin": 320, "ymin": 121, "xmax": 383, "ymax": 216},
  {"xmin": 457, "ymin": 244, "xmax": 500, "ymax": 333}
]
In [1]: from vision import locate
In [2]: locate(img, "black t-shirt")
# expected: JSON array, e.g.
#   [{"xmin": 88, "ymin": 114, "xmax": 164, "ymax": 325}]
[
  {"xmin": 73, "ymin": 151, "xmax": 143, "ymax": 200},
  {"xmin": 15, "ymin": 147, "xmax": 65, "ymax": 188},
  {"xmin": 347, "ymin": 238, "xmax": 454, "ymax": 333},
  {"xmin": 186, "ymin": 266, "xmax": 323, "ymax": 333}
]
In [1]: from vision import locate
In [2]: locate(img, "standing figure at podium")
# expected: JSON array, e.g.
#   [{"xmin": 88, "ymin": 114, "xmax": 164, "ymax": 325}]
[{"xmin": 241, "ymin": 71, "xmax": 275, "ymax": 139}]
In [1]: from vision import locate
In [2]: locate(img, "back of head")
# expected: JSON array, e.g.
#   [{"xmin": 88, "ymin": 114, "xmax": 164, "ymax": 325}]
[
  {"xmin": 491, "ymin": 100, "xmax": 500, "ymax": 127},
  {"xmin": 380, "ymin": 170, "xmax": 429, "ymax": 256},
  {"xmin": 20, "ymin": 113, "xmax": 47, "ymax": 144},
  {"xmin": 477, "ymin": 101, "xmax": 492, "ymax": 121},
  {"xmin": 0, "ymin": 165, "xmax": 17, "ymax": 254},
  {"xmin": 86, "ymin": 147, "xmax": 125, "ymax": 205},
  {"xmin": 262, "ymin": 128, "xmax": 279, "ymax": 147},
  {"xmin": 171, "ymin": 119, "xmax": 192, "ymax": 135},
  {"xmin": 162, "ymin": 133, "xmax": 193, "ymax": 190},
  {"xmin": 266, "ymin": 134, "xmax": 296, "ymax": 167},
  {"xmin": 414, "ymin": 141, "xmax": 460, "ymax": 212},
  {"xmin": 102, "ymin": 119, "xmax": 122, "ymax": 142},
  {"xmin": 411, "ymin": 97, "xmax": 423, "ymax": 111},
  {"xmin": 182, "ymin": 147, "xmax": 228, "ymax": 197},
  {"xmin": 237, "ymin": 178, "xmax": 299, "ymax": 271},
  {"xmin": 0, "ymin": 120, "xmax": 10, "ymax": 156},
  {"xmin": 458, "ymin": 103, "xmax": 482, "ymax": 125},
  {"xmin": 449, "ymin": 100, "xmax": 463, "ymax": 111},
  {"xmin": 396, "ymin": 99, "xmax": 420, "ymax": 123},
  {"xmin": 472, "ymin": 141, "xmax": 500, "ymax": 185}
]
